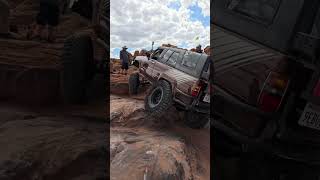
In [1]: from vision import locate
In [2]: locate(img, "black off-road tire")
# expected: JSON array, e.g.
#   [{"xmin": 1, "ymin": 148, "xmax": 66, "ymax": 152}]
[
  {"xmin": 184, "ymin": 111, "xmax": 210, "ymax": 129},
  {"xmin": 145, "ymin": 80, "xmax": 172, "ymax": 118},
  {"xmin": 129, "ymin": 73, "xmax": 140, "ymax": 95},
  {"xmin": 62, "ymin": 32, "xmax": 94, "ymax": 104}
]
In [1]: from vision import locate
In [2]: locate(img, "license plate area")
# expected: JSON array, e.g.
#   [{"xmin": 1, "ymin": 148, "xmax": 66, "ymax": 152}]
[
  {"xmin": 203, "ymin": 93, "xmax": 210, "ymax": 103},
  {"xmin": 298, "ymin": 103, "xmax": 320, "ymax": 130}
]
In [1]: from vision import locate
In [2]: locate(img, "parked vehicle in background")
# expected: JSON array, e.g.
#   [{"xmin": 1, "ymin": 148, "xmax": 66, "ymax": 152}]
[{"xmin": 130, "ymin": 46, "xmax": 211, "ymax": 128}]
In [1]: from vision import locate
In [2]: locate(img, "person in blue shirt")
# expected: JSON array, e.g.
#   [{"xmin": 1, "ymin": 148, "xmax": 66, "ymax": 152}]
[{"xmin": 120, "ymin": 46, "xmax": 130, "ymax": 75}]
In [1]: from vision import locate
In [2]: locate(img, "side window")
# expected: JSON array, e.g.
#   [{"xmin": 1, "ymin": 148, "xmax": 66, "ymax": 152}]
[
  {"xmin": 159, "ymin": 49, "xmax": 167, "ymax": 58},
  {"xmin": 151, "ymin": 49, "xmax": 163, "ymax": 61},
  {"xmin": 166, "ymin": 52, "xmax": 179, "ymax": 67},
  {"xmin": 182, "ymin": 51, "xmax": 200, "ymax": 69},
  {"xmin": 162, "ymin": 50, "xmax": 174, "ymax": 62}
]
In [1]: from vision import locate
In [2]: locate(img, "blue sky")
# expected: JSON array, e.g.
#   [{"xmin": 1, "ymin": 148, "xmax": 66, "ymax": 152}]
[
  {"xmin": 110, "ymin": 0, "xmax": 210, "ymax": 58},
  {"xmin": 112, "ymin": 47, "xmax": 135, "ymax": 58},
  {"xmin": 168, "ymin": 1, "xmax": 181, "ymax": 11},
  {"xmin": 189, "ymin": 3, "xmax": 210, "ymax": 27}
]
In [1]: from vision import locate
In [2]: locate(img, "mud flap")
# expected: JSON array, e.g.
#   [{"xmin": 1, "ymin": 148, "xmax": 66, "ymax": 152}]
[{"xmin": 0, "ymin": 0, "xmax": 9, "ymax": 35}]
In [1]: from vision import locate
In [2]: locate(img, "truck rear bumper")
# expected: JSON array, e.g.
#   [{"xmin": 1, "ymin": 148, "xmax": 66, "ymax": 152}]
[
  {"xmin": 171, "ymin": 87, "xmax": 209, "ymax": 114},
  {"xmin": 192, "ymin": 101, "xmax": 210, "ymax": 114},
  {"xmin": 173, "ymin": 96, "xmax": 210, "ymax": 114}
]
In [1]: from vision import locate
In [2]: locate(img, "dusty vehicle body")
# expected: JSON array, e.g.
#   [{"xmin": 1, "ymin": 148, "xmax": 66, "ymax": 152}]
[
  {"xmin": 212, "ymin": 0, "xmax": 320, "ymax": 179},
  {"xmin": 132, "ymin": 47, "xmax": 210, "ymax": 128},
  {"xmin": 0, "ymin": 0, "xmax": 108, "ymax": 105}
]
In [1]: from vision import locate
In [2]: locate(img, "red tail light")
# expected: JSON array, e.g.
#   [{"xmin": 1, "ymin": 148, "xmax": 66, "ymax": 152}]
[
  {"xmin": 257, "ymin": 72, "xmax": 289, "ymax": 112},
  {"xmin": 313, "ymin": 79, "xmax": 320, "ymax": 97},
  {"xmin": 258, "ymin": 92, "xmax": 282, "ymax": 112},
  {"xmin": 191, "ymin": 80, "xmax": 205, "ymax": 97}
]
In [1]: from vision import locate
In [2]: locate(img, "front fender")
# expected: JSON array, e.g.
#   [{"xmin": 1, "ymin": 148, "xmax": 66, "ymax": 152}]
[{"xmin": 157, "ymin": 73, "xmax": 177, "ymax": 95}]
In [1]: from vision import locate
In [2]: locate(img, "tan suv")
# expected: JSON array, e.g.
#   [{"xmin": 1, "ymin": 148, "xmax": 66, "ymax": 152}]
[{"xmin": 130, "ymin": 46, "xmax": 211, "ymax": 128}]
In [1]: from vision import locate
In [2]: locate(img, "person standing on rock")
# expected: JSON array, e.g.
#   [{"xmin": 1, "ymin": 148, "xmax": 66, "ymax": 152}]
[
  {"xmin": 120, "ymin": 46, "xmax": 130, "ymax": 75},
  {"xmin": 29, "ymin": 0, "xmax": 61, "ymax": 42},
  {"xmin": 196, "ymin": 45, "xmax": 203, "ymax": 53}
]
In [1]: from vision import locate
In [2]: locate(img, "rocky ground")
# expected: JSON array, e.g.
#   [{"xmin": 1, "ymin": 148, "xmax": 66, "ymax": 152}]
[
  {"xmin": 110, "ymin": 94, "xmax": 210, "ymax": 180},
  {"xmin": 0, "ymin": 103, "xmax": 108, "ymax": 180},
  {"xmin": 109, "ymin": 66, "xmax": 210, "ymax": 180},
  {"xmin": 0, "ymin": 69, "xmax": 210, "ymax": 180}
]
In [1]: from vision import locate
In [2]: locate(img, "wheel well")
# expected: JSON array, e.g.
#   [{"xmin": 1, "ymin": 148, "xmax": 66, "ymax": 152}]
[{"xmin": 158, "ymin": 78, "xmax": 173, "ymax": 92}]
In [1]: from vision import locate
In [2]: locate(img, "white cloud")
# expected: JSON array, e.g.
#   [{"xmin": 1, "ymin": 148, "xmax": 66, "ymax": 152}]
[
  {"xmin": 198, "ymin": 0, "xmax": 210, "ymax": 17},
  {"xmin": 110, "ymin": 0, "xmax": 210, "ymax": 58}
]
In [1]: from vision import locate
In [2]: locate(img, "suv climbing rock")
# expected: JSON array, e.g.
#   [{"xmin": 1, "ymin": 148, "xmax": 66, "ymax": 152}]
[{"xmin": 130, "ymin": 46, "xmax": 211, "ymax": 128}]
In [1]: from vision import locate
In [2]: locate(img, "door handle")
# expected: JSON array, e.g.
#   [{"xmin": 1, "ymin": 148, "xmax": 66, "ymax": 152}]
[{"xmin": 151, "ymin": 61, "xmax": 155, "ymax": 64}]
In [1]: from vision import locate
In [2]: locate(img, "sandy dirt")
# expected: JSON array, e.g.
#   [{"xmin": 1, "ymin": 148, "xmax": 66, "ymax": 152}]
[{"xmin": 110, "ymin": 94, "xmax": 210, "ymax": 180}]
